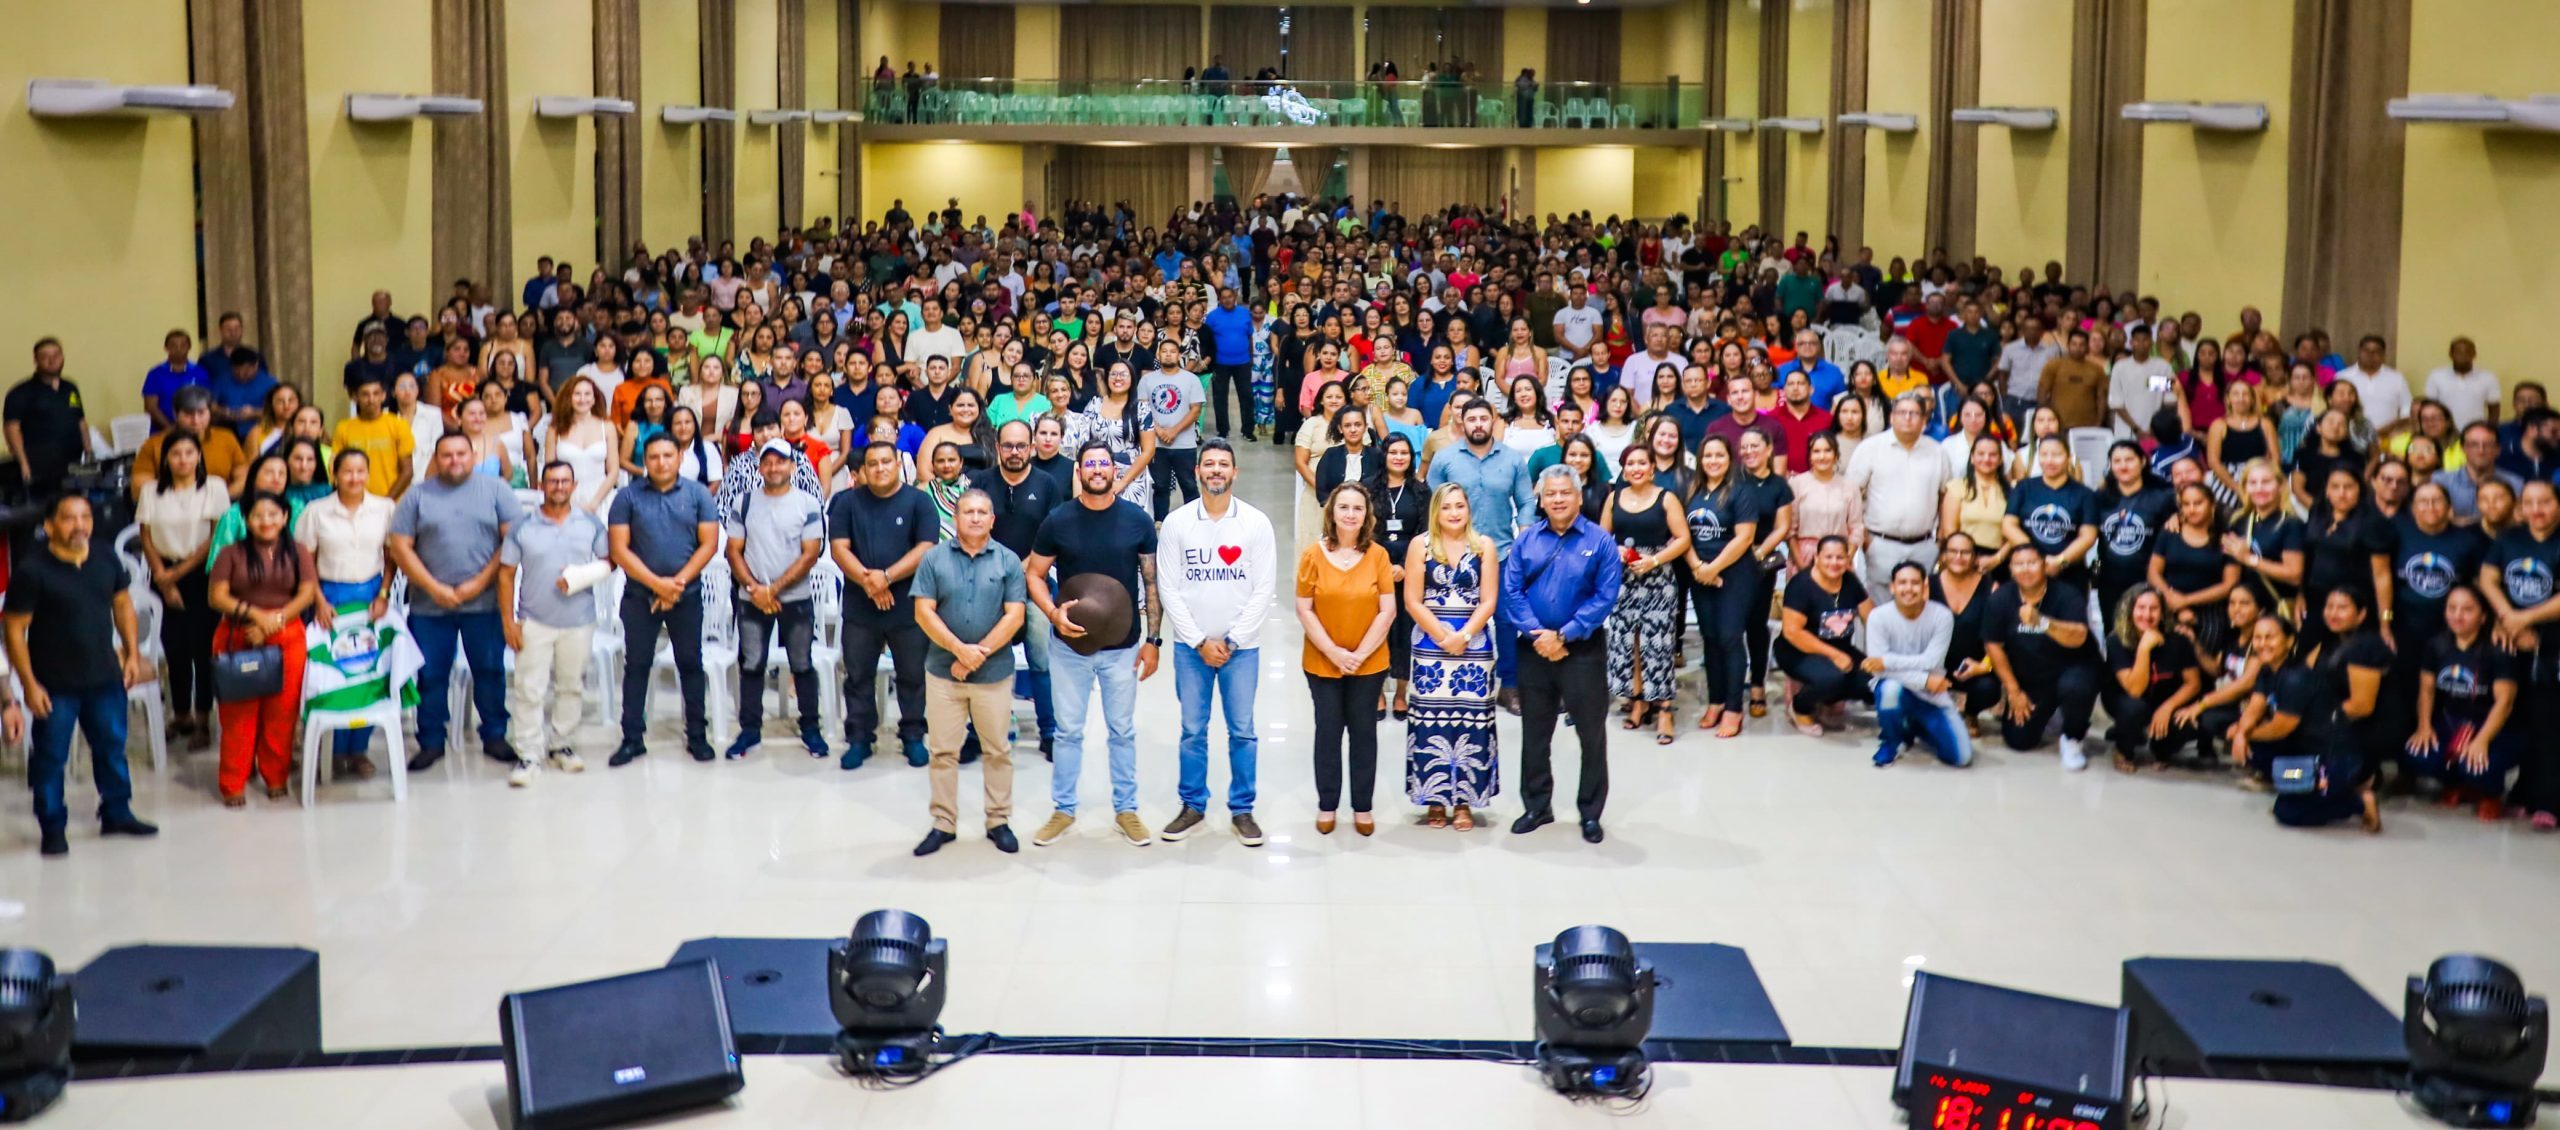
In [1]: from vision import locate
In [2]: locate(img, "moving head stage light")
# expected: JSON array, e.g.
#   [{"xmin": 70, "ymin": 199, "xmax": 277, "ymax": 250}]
[
  {"xmin": 0, "ymin": 950, "xmax": 74, "ymax": 1123},
  {"xmin": 829, "ymin": 910, "xmax": 948, "ymax": 1077},
  {"xmin": 2406, "ymin": 956, "xmax": 2548, "ymax": 1128},
  {"xmin": 1532, "ymin": 925, "xmax": 1656, "ymax": 1099}
]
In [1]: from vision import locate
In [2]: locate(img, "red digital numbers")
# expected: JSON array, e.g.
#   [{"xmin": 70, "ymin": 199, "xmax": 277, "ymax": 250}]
[
  {"xmin": 1933, "ymin": 1094, "xmax": 1980, "ymax": 1130},
  {"xmin": 1924, "ymin": 1079, "xmax": 2101, "ymax": 1130}
]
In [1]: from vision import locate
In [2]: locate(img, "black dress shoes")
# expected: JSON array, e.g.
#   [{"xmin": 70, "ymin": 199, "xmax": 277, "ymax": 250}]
[
  {"xmin": 913, "ymin": 829, "xmax": 956, "ymax": 857},
  {"xmin": 988, "ymin": 825, "xmax": 1020, "ymax": 853},
  {"xmin": 1580, "ymin": 819, "xmax": 1605, "ymax": 844},
  {"xmin": 1511, "ymin": 809, "xmax": 1554, "ymax": 835}
]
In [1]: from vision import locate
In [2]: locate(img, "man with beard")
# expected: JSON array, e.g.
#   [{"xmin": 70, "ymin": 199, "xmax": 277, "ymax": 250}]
[
  {"xmin": 1154, "ymin": 440, "xmax": 1274, "ymax": 847},
  {"xmin": 1427, "ymin": 398, "xmax": 1534, "ymax": 712},
  {"xmin": 967, "ymin": 420, "xmax": 1065, "ymax": 758},
  {"xmin": 1025, "ymin": 441, "xmax": 1162, "ymax": 848}
]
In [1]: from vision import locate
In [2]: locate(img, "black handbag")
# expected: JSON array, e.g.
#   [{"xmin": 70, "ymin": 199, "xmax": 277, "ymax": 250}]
[{"xmin": 211, "ymin": 645, "xmax": 285, "ymax": 703}]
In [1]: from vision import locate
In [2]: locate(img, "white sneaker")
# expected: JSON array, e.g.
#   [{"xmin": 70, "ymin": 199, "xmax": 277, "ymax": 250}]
[
  {"xmin": 549, "ymin": 749, "xmax": 585, "ymax": 774},
  {"xmin": 2058, "ymin": 737, "xmax": 2088, "ymax": 772},
  {"xmin": 508, "ymin": 759, "xmax": 537, "ymax": 788}
]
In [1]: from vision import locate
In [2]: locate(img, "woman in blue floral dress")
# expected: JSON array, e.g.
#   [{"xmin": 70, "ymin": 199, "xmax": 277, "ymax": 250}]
[{"xmin": 1402, "ymin": 483, "xmax": 1501, "ymax": 828}]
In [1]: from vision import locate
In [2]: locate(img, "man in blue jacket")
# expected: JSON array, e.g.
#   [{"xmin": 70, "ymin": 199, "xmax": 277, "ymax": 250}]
[
  {"xmin": 1500, "ymin": 465, "xmax": 1625, "ymax": 843},
  {"xmin": 1200, "ymin": 286, "xmax": 1257, "ymax": 442}
]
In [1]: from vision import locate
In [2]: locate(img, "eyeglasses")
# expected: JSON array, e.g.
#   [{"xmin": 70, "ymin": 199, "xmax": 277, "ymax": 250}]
[{"xmin": 1078, "ymin": 458, "xmax": 1115, "ymax": 469}]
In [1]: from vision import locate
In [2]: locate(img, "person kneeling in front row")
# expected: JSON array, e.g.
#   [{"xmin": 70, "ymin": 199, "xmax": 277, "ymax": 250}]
[
  {"xmin": 1866, "ymin": 561, "xmax": 1971, "ymax": 768},
  {"xmin": 1983, "ymin": 544, "xmax": 2104, "ymax": 770}
]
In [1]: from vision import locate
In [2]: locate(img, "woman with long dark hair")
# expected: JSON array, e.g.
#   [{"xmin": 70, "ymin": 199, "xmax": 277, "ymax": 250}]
[
  {"xmin": 2092, "ymin": 440, "xmax": 2175, "ymax": 625},
  {"xmin": 207, "ymin": 492, "xmax": 317, "ymax": 805},
  {"xmin": 2231, "ymin": 612, "xmax": 2381, "ymax": 831},
  {"xmin": 1602, "ymin": 445, "xmax": 1692, "ymax": 744},
  {"xmin": 2407, "ymin": 584, "xmax": 2518, "ymax": 820},
  {"xmin": 1374, "ymin": 435, "xmax": 1427, "ymax": 720},
  {"xmin": 1775, "ymin": 535, "xmax": 1873, "ymax": 736},
  {"xmin": 1682, "ymin": 435, "xmax": 1762, "ymax": 738},
  {"xmin": 2482, "ymin": 478, "xmax": 2560, "ymax": 830},
  {"xmin": 1931, "ymin": 531, "xmax": 2005, "ymax": 732},
  {"xmin": 2299, "ymin": 466, "xmax": 2395, "ymax": 655},
  {"xmin": 139, "ymin": 431, "xmax": 231, "ymax": 748},
  {"xmin": 1737, "ymin": 428, "xmax": 1794, "ymax": 717},
  {"xmin": 2102, "ymin": 585, "xmax": 2206, "ymax": 772}
]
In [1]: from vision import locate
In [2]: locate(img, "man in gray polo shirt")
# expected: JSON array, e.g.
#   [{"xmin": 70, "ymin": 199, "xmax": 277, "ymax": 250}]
[
  {"xmin": 388, "ymin": 433, "xmax": 526, "ymax": 773},
  {"xmin": 498, "ymin": 461, "xmax": 611, "ymax": 785},
  {"xmin": 724, "ymin": 440, "xmax": 827, "ymax": 760},
  {"xmin": 1139, "ymin": 339, "xmax": 1203, "ymax": 520},
  {"xmin": 911, "ymin": 489, "xmax": 1027, "ymax": 856},
  {"xmin": 606, "ymin": 434, "xmax": 720, "ymax": 766}
]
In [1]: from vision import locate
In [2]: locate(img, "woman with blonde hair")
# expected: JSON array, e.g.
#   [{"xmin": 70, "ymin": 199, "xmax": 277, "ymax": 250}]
[{"xmin": 1402, "ymin": 482, "xmax": 1500, "ymax": 830}]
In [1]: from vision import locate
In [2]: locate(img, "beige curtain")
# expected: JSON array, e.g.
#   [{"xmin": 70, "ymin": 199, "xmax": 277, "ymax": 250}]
[
  {"xmin": 1221, "ymin": 146, "xmax": 1277, "ymax": 203},
  {"xmin": 1440, "ymin": 10, "xmax": 1503, "ymax": 76},
  {"xmin": 778, "ymin": 0, "xmax": 806, "ymax": 230},
  {"xmin": 1825, "ymin": 0, "xmax": 1871, "ymax": 251},
  {"xmin": 1290, "ymin": 7, "xmax": 1354, "ymax": 82},
  {"xmin": 191, "ymin": 0, "xmax": 315, "ymax": 383},
  {"xmin": 2284, "ymin": 0, "xmax": 2408, "ymax": 343},
  {"xmin": 431, "ymin": 0, "xmax": 512, "ymax": 305},
  {"xmin": 1367, "ymin": 147, "xmax": 1503, "ymax": 211},
  {"xmin": 701, "ymin": 0, "xmax": 736, "ymax": 247},
  {"xmin": 836, "ymin": 0, "xmax": 859, "ymax": 226},
  {"xmin": 1924, "ymin": 0, "xmax": 1981, "ymax": 257},
  {"xmin": 940, "ymin": 6, "xmax": 1015, "ymax": 82},
  {"xmin": 1211, "ymin": 8, "xmax": 1282, "ymax": 82},
  {"xmin": 595, "ymin": 0, "xmax": 642, "ymax": 260},
  {"xmin": 2067, "ymin": 0, "xmax": 2145, "ymax": 290},
  {"xmin": 1755, "ymin": 0, "xmax": 1789, "ymax": 236},
  {"xmin": 1363, "ymin": 9, "xmax": 1437, "ymax": 76},
  {"xmin": 1545, "ymin": 9, "xmax": 1621, "ymax": 86},
  {"xmin": 1295, "ymin": 146, "xmax": 1347, "ymax": 200},
  {"xmin": 1059, "ymin": 5, "xmax": 1201, "ymax": 82},
  {"xmin": 1054, "ymin": 146, "xmax": 1189, "ymax": 228}
]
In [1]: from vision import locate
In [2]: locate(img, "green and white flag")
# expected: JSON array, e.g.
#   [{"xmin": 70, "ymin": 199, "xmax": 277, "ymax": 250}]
[{"xmin": 301, "ymin": 606, "xmax": 424, "ymax": 718}]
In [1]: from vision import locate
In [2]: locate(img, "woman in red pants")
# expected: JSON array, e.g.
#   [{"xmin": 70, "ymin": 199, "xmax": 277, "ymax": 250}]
[{"xmin": 208, "ymin": 491, "xmax": 317, "ymax": 805}]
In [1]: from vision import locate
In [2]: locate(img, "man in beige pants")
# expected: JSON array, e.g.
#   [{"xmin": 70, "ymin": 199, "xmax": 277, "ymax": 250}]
[
  {"xmin": 498, "ymin": 461, "xmax": 610, "ymax": 787},
  {"xmin": 910, "ymin": 490, "xmax": 1026, "ymax": 855}
]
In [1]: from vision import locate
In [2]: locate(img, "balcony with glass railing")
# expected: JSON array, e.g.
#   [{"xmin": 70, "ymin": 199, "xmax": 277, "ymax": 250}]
[{"xmin": 855, "ymin": 78, "xmax": 1712, "ymax": 133}]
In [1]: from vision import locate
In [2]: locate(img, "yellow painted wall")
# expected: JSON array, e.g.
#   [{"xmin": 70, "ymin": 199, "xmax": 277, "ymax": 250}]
[
  {"xmin": 508, "ymin": 0, "xmax": 598, "ymax": 276},
  {"xmin": 1015, "ymin": 5, "xmax": 1060, "ymax": 82},
  {"xmin": 306, "ymin": 0, "xmax": 434, "ymax": 417},
  {"xmin": 1505, "ymin": 9, "xmax": 1546, "ymax": 85},
  {"xmin": 0, "ymin": 0, "xmax": 196, "ymax": 429},
  {"xmin": 859, "ymin": 0, "xmax": 902, "ymax": 86},
  {"xmin": 1719, "ymin": 0, "xmax": 1758, "ymax": 228},
  {"xmin": 1661, "ymin": 0, "xmax": 1709, "ymax": 88},
  {"xmin": 893, "ymin": 2, "xmax": 939, "ymax": 73},
  {"xmin": 1535, "ymin": 146, "xmax": 1635, "ymax": 220},
  {"xmin": 1858, "ymin": 0, "xmax": 1929, "ymax": 258},
  {"xmin": 2397, "ymin": 0, "xmax": 2560, "ymax": 383},
  {"xmin": 1780, "ymin": 0, "xmax": 1831, "ymax": 240},
  {"xmin": 1622, "ymin": 9, "xmax": 1666, "ymax": 85},
  {"xmin": 737, "ymin": 0, "xmax": 781, "ymax": 241},
  {"xmin": 1971, "ymin": 0, "xmax": 2071, "ymax": 270},
  {"xmin": 806, "ymin": 0, "xmax": 839, "ymax": 227},
  {"xmin": 1634, "ymin": 146, "xmax": 1704, "ymax": 220},
  {"xmin": 2137, "ymin": 0, "xmax": 2290, "ymax": 330},
  {"xmin": 640, "ymin": 0, "xmax": 703, "ymax": 251},
  {"xmin": 862, "ymin": 142, "xmax": 1023, "ymax": 224}
]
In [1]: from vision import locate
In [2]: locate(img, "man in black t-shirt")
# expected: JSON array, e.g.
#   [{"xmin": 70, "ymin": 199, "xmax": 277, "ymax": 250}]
[
  {"xmin": 827, "ymin": 442, "xmax": 940, "ymax": 770},
  {"xmin": 3, "ymin": 338, "xmax": 92, "ymax": 502},
  {"xmin": 968, "ymin": 421, "xmax": 1066, "ymax": 754},
  {"xmin": 1023, "ymin": 441, "xmax": 1162, "ymax": 848},
  {"xmin": 1982, "ymin": 545, "xmax": 2104, "ymax": 769},
  {"xmin": 3, "ymin": 495, "xmax": 159, "ymax": 857}
]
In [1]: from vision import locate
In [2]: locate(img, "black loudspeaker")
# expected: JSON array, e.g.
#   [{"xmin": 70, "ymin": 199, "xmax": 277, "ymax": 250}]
[
  {"xmin": 1896, "ymin": 972, "xmax": 2131, "ymax": 1130},
  {"xmin": 71, "ymin": 945, "xmax": 321, "ymax": 1059},
  {"xmin": 667, "ymin": 938, "xmax": 841, "ymax": 1042},
  {"xmin": 2123, "ymin": 957, "xmax": 2409, "ymax": 1073},
  {"xmin": 500, "ymin": 960, "xmax": 745, "ymax": 1130}
]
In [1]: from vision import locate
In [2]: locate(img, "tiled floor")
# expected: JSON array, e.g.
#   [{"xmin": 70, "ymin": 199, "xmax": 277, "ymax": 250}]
[{"xmin": 6, "ymin": 454, "xmax": 2552, "ymax": 1126}]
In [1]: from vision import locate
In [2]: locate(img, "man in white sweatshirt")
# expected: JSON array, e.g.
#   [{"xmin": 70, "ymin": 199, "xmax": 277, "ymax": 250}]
[{"xmin": 1155, "ymin": 438, "xmax": 1276, "ymax": 846}]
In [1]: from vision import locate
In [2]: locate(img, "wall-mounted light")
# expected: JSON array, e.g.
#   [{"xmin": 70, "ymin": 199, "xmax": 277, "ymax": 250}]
[
  {"xmin": 28, "ymin": 79, "xmax": 232, "ymax": 117},
  {"xmin": 1701, "ymin": 117, "xmax": 1756, "ymax": 132},
  {"xmin": 1757, "ymin": 117, "xmax": 1824, "ymax": 134},
  {"xmin": 661, "ymin": 105, "xmax": 738, "ymax": 125},
  {"xmin": 811, "ymin": 109, "xmax": 858, "ymax": 125},
  {"xmin": 2388, "ymin": 93, "xmax": 2560, "ymax": 133},
  {"xmin": 2120, "ymin": 101, "xmax": 2268, "ymax": 131},
  {"xmin": 535, "ymin": 96, "xmax": 636, "ymax": 118},
  {"xmin": 1950, "ymin": 106, "xmax": 2058, "ymax": 130},
  {"xmin": 748, "ymin": 109, "xmax": 811, "ymax": 126},
  {"xmin": 346, "ymin": 93, "xmax": 485, "ymax": 122}
]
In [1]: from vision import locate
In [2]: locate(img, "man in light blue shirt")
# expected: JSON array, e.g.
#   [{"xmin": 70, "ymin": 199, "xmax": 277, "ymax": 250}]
[{"xmin": 1426, "ymin": 396, "xmax": 1535, "ymax": 705}]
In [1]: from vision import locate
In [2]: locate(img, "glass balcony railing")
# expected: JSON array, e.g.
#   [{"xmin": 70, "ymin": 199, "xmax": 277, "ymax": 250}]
[{"xmin": 858, "ymin": 78, "xmax": 1708, "ymax": 131}]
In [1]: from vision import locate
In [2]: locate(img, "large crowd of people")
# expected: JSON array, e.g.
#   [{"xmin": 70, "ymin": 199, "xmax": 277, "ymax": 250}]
[{"xmin": 3, "ymin": 191, "xmax": 2550, "ymax": 862}]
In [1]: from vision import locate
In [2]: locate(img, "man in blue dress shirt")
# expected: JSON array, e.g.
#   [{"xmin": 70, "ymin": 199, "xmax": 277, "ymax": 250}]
[{"xmin": 1500, "ymin": 465, "xmax": 1625, "ymax": 843}]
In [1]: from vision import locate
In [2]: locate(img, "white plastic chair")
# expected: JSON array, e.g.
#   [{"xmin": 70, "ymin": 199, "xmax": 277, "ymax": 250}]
[
  {"xmin": 2067, "ymin": 427, "xmax": 2115, "ymax": 487},
  {"xmin": 106, "ymin": 415, "xmax": 152, "ymax": 457},
  {"xmin": 112, "ymin": 527, "xmax": 151, "ymax": 602},
  {"xmin": 767, "ymin": 558, "xmax": 845, "ymax": 735},
  {"xmin": 588, "ymin": 570, "xmax": 627, "ymax": 723},
  {"xmin": 300, "ymin": 699, "xmax": 408, "ymax": 806},
  {"xmin": 647, "ymin": 557, "xmax": 738, "ymax": 743},
  {"xmin": 123, "ymin": 590, "xmax": 170, "ymax": 774}
]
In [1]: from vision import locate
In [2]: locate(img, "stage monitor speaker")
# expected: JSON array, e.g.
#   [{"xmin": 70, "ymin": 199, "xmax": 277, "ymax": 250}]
[
  {"xmin": 1528, "ymin": 941, "xmax": 1791, "ymax": 1045},
  {"xmin": 1897, "ymin": 971, "xmax": 2131, "ymax": 1130},
  {"xmin": 72, "ymin": 945, "xmax": 321, "ymax": 1059},
  {"xmin": 667, "ymin": 937, "xmax": 841, "ymax": 1042},
  {"xmin": 2123, "ymin": 957, "xmax": 2409, "ymax": 1072},
  {"xmin": 500, "ymin": 960, "xmax": 746, "ymax": 1130}
]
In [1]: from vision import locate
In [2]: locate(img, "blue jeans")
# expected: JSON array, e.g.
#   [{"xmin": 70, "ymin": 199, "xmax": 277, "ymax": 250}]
[
  {"xmin": 412, "ymin": 610, "xmax": 509, "ymax": 753},
  {"xmin": 1010, "ymin": 607, "xmax": 1057, "ymax": 740},
  {"xmin": 1173, "ymin": 643, "xmax": 1258, "ymax": 814},
  {"xmin": 1049, "ymin": 641, "xmax": 1139, "ymax": 815},
  {"xmin": 29, "ymin": 686, "xmax": 136, "ymax": 831},
  {"xmin": 322, "ymin": 577, "xmax": 382, "ymax": 759},
  {"xmin": 1874, "ymin": 680, "xmax": 1972, "ymax": 767}
]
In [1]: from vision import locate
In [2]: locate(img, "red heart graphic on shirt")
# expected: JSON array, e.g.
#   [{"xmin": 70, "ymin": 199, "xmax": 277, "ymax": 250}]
[{"xmin": 1217, "ymin": 545, "xmax": 1242, "ymax": 565}]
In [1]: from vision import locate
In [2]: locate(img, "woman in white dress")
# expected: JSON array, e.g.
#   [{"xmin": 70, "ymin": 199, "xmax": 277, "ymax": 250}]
[
  {"xmin": 1587, "ymin": 386, "xmax": 1640, "ymax": 472},
  {"xmin": 1496, "ymin": 374, "xmax": 1555, "ymax": 456},
  {"xmin": 475, "ymin": 380, "xmax": 534, "ymax": 480},
  {"xmin": 574, "ymin": 335, "xmax": 627, "ymax": 409},
  {"xmin": 390, "ymin": 371, "xmax": 442, "ymax": 484},
  {"xmin": 544, "ymin": 376, "xmax": 620, "ymax": 514},
  {"xmin": 677, "ymin": 354, "xmax": 738, "ymax": 446}
]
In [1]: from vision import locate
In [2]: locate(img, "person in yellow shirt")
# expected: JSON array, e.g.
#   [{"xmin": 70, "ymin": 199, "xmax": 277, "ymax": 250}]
[
  {"xmin": 330, "ymin": 378, "xmax": 416, "ymax": 497},
  {"xmin": 1877, "ymin": 338, "xmax": 1933, "ymax": 402}
]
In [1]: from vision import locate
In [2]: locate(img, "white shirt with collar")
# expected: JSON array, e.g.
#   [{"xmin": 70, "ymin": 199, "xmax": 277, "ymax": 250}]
[
  {"xmin": 2340, "ymin": 364, "xmax": 2412, "ymax": 429},
  {"xmin": 2425, "ymin": 365, "xmax": 2500, "ymax": 428}
]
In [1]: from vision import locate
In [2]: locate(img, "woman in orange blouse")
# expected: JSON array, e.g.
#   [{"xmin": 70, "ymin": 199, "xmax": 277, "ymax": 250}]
[{"xmin": 1296, "ymin": 483, "xmax": 1398, "ymax": 835}]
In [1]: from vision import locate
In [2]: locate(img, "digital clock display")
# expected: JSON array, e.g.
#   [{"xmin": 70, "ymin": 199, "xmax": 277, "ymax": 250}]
[{"xmin": 1910, "ymin": 1073, "xmax": 2115, "ymax": 1130}]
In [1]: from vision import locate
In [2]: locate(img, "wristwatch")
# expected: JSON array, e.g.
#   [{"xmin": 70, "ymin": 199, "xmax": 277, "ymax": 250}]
[{"xmin": 1145, "ymin": 636, "xmax": 1164, "ymax": 647}]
